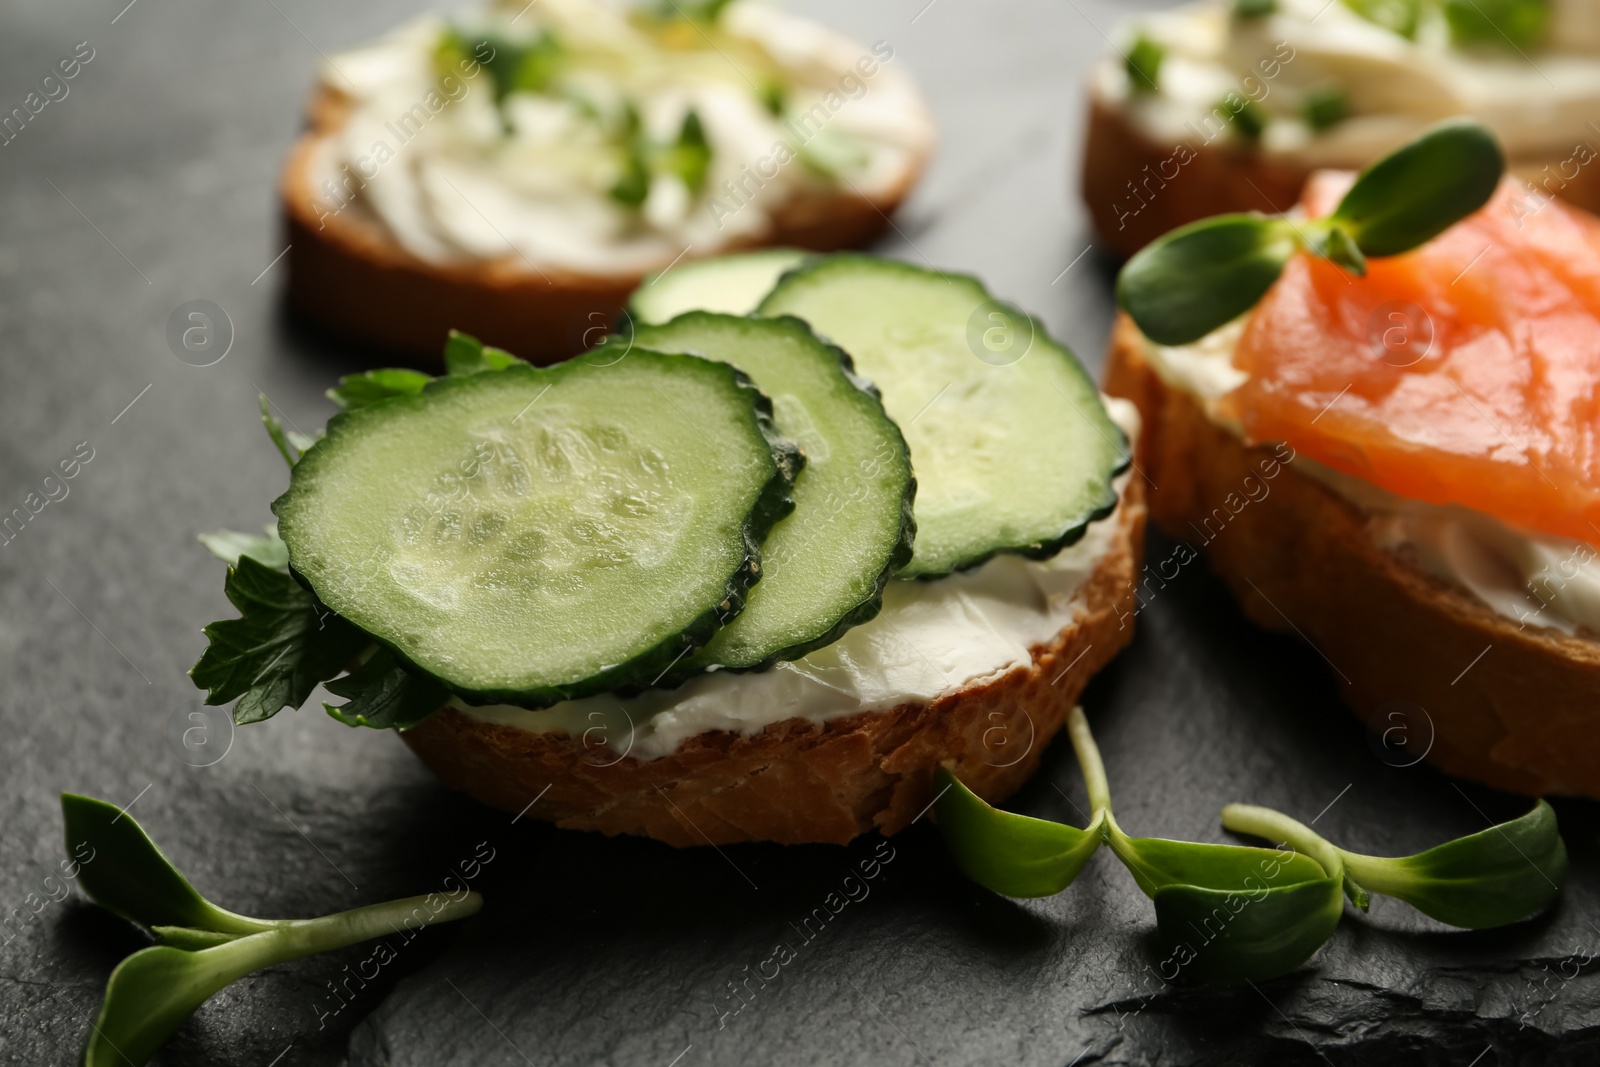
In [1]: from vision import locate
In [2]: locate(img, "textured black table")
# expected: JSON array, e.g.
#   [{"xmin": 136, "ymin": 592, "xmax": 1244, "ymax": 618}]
[{"xmin": 1, "ymin": 1, "xmax": 1596, "ymax": 1064}]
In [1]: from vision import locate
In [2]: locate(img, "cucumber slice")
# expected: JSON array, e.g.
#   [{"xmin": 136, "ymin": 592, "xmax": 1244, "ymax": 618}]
[
  {"xmin": 760, "ymin": 255, "xmax": 1128, "ymax": 578},
  {"xmin": 628, "ymin": 248, "xmax": 810, "ymax": 325},
  {"xmin": 274, "ymin": 352, "xmax": 800, "ymax": 706},
  {"xmin": 624, "ymin": 313, "xmax": 915, "ymax": 673}
]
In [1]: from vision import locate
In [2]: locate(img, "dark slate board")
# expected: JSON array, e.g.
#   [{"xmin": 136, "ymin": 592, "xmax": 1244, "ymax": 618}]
[{"xmin": 0, "ymin": 1, "xmax": 1595, "ymax": 1065}]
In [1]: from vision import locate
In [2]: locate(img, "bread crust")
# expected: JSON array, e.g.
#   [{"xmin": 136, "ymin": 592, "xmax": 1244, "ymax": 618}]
[
  {"xmin": 1082, "ymin": 93, "xmax": 1600, "ymax": 259},
  {"xmin": 281, "ymin": 87, "xmax": 928, "ymax": 363},
  {"xmin": 1104, "ymin": 314, "xmax": 1600, "ymax": 798},
  {"xmin": 400, "ymin": 477, "xmax": 1146, "ymax": 846}
]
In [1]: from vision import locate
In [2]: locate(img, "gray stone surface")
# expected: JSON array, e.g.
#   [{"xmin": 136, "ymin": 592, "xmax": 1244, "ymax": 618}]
[{"xmin": 0, "ymin": 1, "xmax": 1595, "ymax": 1065}]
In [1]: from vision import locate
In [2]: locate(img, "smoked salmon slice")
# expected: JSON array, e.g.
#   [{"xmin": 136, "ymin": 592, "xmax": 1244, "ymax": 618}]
[{"xmin": 1227, "ymin": 173, "xmax": 1600, "ymax": 547}]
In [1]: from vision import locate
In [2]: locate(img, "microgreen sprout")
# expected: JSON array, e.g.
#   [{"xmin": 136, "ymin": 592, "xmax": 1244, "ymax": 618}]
[
  {"xmin": 64, "ymin": 793, "xmax": 483, "ymax": 1067},
  {"xmin": 1223, "ymin": 800, "xmax": 1567, "ymax": 928},
  {"xmin": 1116, "ymin": 118, "xmax": 1505, "ymax": 345},
  {"xmin": 936, "ymin": 707, "xmax": 1566, "ymax": 985}
]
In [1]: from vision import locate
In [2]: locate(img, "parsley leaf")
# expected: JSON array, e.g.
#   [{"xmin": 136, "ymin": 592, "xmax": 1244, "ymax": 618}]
[
  {"xmin": 190, "ymin": 557, "xmax": 370, "ymax": 725},
  {"xmin": 444, "ymin": 330, "xmax": 524, "ymax": 376},
  {"xmin": 197, "ymin": 525, "xmax": 289, "ymax": 569},
  {"xmin": 327, "ymin": 368, "xmax": 433, "ymax": 411},
  {"xmin": 323, "ymin": 648, "xmax": 452, "ymax": 730},
  {"xmin": 259, "ymin": 395, "xmax": 298, "ymax": 468}
]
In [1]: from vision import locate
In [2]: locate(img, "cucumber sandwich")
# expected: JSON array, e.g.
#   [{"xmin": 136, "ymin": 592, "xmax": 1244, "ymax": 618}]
[{"xmin": 192, "ymin": 253, "xmax": 1144, "ymax": 845}]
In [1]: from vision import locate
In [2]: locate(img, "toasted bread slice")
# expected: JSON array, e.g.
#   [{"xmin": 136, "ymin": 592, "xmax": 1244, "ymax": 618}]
[
  {"xmin": 281, "ymin": 87, "xmax": 929, "ymax": 363},
  {"xmin": 1082, "ymin": 95, "xmax": 1600, "ymax": 259},
  {"xmin": 1104, "ymin": 314, "xmax": 1600, "ymax": 798},
  {"xmin": 399, "ymin": 476, "xmax": 1145, "ymax": 847}
]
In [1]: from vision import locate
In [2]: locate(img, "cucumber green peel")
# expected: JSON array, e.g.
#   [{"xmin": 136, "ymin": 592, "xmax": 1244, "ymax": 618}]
[
  {"xmin": 613, "ymin": 312, "xmax": 916, "ymax": 675},
  {"xmin": 193, "ymin": 331, "xmax": 802, "ymax": 726},
  {"xmin": 627, "ymin": 248, "xmax": 811, "ymax": 325},
  {"xmin": 936, "ymin": 707, "xmax": 1567, "ymax": 985},
  {"xmin": 1117, "ymin": 118, "xmax": 1505, "ymax": 346},
  {"xmin": 63, "ymin": 794, "xmax": 482, "ymax": 1067},
  {"xmin": 279, "ymin": 350, "xmax": 797, "ymax": 706},
  {"xmin": 761, "ymin": 256, "xmax": 1129, "ymax": 578}
]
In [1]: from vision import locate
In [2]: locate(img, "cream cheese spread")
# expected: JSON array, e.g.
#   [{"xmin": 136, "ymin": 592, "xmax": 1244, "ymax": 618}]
[
  {"xmin": 1094, "ymin": 0, "xmax": 1600, "ymax": 170},
  {"xmin": 308, "ymin": 0, "xmax": 933, "ymax": 275},
  {"xmin": 455, "ymin": 397, "xmax": 1141, "ymax": 758},
  {"xmin": 1140, "ymin": 323, "xmax": 1600, "ymax": 638}
]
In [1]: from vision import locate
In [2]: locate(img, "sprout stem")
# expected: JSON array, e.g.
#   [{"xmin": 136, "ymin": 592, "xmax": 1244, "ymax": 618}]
[
  {"xmin": 1066, "ymin": 706, "xmax": 1112, "ymax": 818},
  {"xmin": 277, "ymin": 891, "xmax": 485, "ymax": 959},
  {"xmin": 1333, "ymin": 851, "xmax": 1412, "ymax": 897},
  {"xmin": 1221, "ymin": 803, "xmax": 1343, "ymax": 881}
]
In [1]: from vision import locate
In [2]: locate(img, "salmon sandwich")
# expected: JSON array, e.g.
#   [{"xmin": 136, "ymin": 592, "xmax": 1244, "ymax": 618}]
[{"xmin": 1108, "ymin": 119, "xmax": 1600, "ymax": 797}]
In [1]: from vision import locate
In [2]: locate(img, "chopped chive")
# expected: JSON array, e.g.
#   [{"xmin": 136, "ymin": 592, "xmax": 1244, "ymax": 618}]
[
  {"xmin": 759, "ymin": 79, "xmax": 785, "ymax": 117},
  {"xmin": 1233, "ymin": 99, "xmax": 1267, "ymax": 140},
  {"xmin": 1304, "ymin": 86, "xmax": 1348, "ymax": 131},
  {"xmin": 1125, "ymin": 34, "xmax": 1165, "ymax": 95}
]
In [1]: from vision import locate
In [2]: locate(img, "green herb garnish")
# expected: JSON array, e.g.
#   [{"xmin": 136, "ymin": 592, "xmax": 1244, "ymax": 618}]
[
  {"xmin": 1125, "ymin": 34, "xmax": 1165, "ymax": 94},
  {"xmin": 662, "ymin": 109, "xmax": 712, "ymax": 193},
  {"xmin": 1235, "ymin": 0, "xmax": 1277, "ymax": 17},
  {"xmin": 1322, "ymin": 117, "xmax": 1504, "ymax": 254},
  {"xmin": 611, "ymin": 149, "xmax": 653, "ymax": 207},
  {"xmin": 1343, "ymin": 0, "xmax": 1423, "ymax": 37},
  {"xmin": 1116, "ymin": 117, "xmax": 1505, "ymax": 344},
  {"xmin": 937, "ymin": 708, "xmax": 1567, "ymax": 985},
  {"xmin": 197, "ymin": 524, "xmax": 289, "ymax": 569},
  {"xmin": 327, "ymin": 367, "xmax": 433, "ymax": 410},
  {"xmin": 759, "ymin": 78, "xmax": 786, "ymax": 117},
  {"xmin": 1225, "ymin": 800, "xmax": 1567, "ymax": 928},
  {"xmin": 937, "ymin": 771, "xmax": 1103, "ymax": 898},
  {"xmin": 652, "ymin": 0, "xmax": 736, "ymax": 22},
  {"xmin": 1444, "ymin": 0, "xmax": 1550, "ymax": 50},
  {"xmin": 1117, "ymin": 213, "xmax": 1301, "ymax": 347},
  {"xmin": 259, "ymin": 394, "xmax": 300, "ymax": 468},
  {"xmin": 191, "ymin": 332, "xmax": 528, "ymax": 730},
  {"xmin": 67, "ymin": 793, "xmax": 483, "ymax": 1067},
  {"xmin": 611, "ymin": 105, "xmax": 715, "ymax": 207},
  {"xmin": 323, "ymin": 646, "xmax": 454, "ymax": 729},
  {"xmin": 1232, "ymin": 98, "xmax": 1267, "ymax": 140},
  {"xmin": 1304, "ymin": 86, "xmax": 1348, "ymax": 131},
  {"xmin": 611, "ymin": 102, "xmax": 652, "ymax": 207},
  {"xmin": 452, "ymin": 28, "xmax": 564, "ymax": 107},
  {"xmin": 443, "ymin": 327, "xmax": 522, "ymax": 375},
  {"xmin": 190, "ymin": 554, "xmax": 370, "ymax": 725},
  {"xmin": 939, "ymin": 709, "xmax": 1342, "ymax": 983}
]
